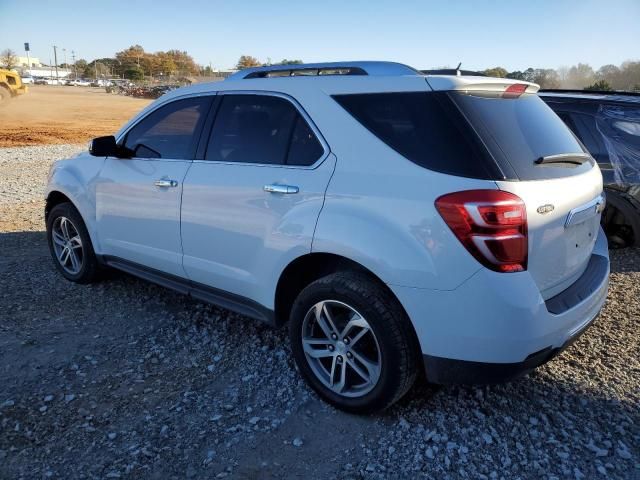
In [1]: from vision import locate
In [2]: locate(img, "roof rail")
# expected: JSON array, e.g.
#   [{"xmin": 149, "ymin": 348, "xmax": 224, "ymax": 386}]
[{"xmin": 227, "ymin": 61, "xmax": 419, "ymax": 80}]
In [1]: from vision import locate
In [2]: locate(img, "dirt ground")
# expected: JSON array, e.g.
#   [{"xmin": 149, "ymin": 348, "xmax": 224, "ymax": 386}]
[{"xmin": 0, "ymin": 85, "xmax": 151, "ymax": 147}]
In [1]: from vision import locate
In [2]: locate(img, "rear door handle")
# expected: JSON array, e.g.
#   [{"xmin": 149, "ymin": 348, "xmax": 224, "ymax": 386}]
[
  {"xmin": 154, "ymin": 178, "xmax": 178, "ymax": 188},
  {"xmin": 264, "ymin": 184, "xmax": 299, "ymax": 194}
]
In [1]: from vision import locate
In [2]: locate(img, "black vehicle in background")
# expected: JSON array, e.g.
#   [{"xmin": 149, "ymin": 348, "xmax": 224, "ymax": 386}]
[{"xmin": 540, "ymin": 90, "xmax": 640, "ymax": 248}]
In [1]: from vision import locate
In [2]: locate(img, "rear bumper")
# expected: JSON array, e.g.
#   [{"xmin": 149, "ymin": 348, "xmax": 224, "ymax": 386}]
[
  {"xmin": 422, "ymin": 311, "xmax": 597, "ymax": 384},
  {"xmin": 390, "ymin": 227, "xmax": 610, "ymax": 382}
]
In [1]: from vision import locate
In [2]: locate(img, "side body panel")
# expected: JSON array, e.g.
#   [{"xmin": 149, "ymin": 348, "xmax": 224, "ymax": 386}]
[
  {"xmin": 46, "ymin": 152, "xmax": 105, "ymax": 250},
  {"xmin": 94, "ymin": 158, "xmax": 192, "ymax": 277},
  {"xmin": 305, "ymin": 85, "xmax": 494, "ymax": 290},
  {"xmin": 181, "ymin": 155, "xmax": 336, "ymax": 310}
]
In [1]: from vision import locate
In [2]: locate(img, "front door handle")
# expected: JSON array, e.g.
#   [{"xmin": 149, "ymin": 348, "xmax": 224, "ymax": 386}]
[
  {"xmin": 154, "ymin": 178, "xmax": 178, "ymax": 188},
  {"xmin": 264, "ymin": 184, "xmax": 299, "ymax": 194}
]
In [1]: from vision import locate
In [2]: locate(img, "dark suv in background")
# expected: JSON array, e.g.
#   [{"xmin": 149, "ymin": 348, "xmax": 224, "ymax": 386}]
[{"xmin": 540, "ymin": 90, "xmax": 640, "ymax": 248}]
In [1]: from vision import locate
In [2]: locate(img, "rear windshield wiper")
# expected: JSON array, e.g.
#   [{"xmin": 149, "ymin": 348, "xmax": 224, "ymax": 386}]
[{"xmin": 535, "ymin": 153, "xmax": 591, "ymax": 166}]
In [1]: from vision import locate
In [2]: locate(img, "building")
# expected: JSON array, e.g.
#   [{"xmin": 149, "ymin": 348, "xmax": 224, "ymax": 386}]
[
  {"xmin": 15, "ymin": 56, "xmax": 41, "ymax": 68},
  {"xmin": 22, "ymin": 66, "xmax": 72, "ymax": 79}
]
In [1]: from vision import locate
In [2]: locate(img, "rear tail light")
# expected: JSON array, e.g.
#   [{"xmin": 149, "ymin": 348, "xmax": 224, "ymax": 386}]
[{"xmin": 435, "ymin": 190, "xmax": 527, "ymax": 273}]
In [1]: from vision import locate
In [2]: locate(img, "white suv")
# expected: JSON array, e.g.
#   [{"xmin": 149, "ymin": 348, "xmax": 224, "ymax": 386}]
[{"xmin": 45, "ymin": 62, "xmax": 610, "ymax": 412}]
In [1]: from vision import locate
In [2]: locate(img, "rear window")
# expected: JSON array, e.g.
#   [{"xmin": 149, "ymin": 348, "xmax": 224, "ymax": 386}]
[
  {"xmin": 332, "ymin": 92, "xmax": 499, "ymax": 179},
  {"xmin": 450, "ymin": 92, "xmax": 594, "ymax": 180}
]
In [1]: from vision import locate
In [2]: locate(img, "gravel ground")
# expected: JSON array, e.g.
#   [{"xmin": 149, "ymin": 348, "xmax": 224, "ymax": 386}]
[{"xmin": 1, "ymin": 145, "xmax": 638, "ymax": 479}]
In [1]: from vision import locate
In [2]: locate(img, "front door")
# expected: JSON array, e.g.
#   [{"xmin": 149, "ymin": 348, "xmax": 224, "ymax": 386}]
[{"xmin": 96, "ymin": 95, "xmax": 213, "ymax": 277}]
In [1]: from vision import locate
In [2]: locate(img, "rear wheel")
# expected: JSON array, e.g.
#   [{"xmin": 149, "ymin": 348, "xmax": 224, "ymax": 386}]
[
  {"xmin": 289, "ymin": 271, "xmax": 419, "ymax": 413},
  {"xmin": 46, "ymin": 202, "xmax": 100, "ymax": 283}
]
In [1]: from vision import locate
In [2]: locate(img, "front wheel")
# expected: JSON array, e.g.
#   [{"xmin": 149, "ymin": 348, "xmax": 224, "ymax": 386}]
[
  {"xmin": 46, "ymin": 202, "xmax": 100, "ymax": 283},
  {"xmin": 289, "ymin": 271, "xmax": 420, "ymax": 413}
]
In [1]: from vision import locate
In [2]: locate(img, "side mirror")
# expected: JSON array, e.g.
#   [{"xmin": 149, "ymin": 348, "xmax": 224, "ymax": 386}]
[{"xmin": 89, "ymin": 136, "xmax": 127, "ymax": 157}]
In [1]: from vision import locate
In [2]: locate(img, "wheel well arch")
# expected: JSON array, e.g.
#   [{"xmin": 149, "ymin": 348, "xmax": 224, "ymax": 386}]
[
  {"xmin": 274, "ymin": 252, "xmax": 409, "ymax": 328},
  {"xmin": 45, "ymin": 191, "xmax": 73, "ymax": 221}
]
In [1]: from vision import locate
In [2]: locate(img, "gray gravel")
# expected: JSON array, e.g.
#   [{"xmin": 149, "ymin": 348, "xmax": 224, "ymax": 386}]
[{"xmin": 1, "ymin": 145, "xmax": 638, "ymax": 479}]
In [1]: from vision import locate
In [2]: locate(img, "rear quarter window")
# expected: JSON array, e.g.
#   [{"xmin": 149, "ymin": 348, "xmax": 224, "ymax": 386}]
[{"xmin": 332, "ymin": 92, "xmax": 499, "ymax": 179}]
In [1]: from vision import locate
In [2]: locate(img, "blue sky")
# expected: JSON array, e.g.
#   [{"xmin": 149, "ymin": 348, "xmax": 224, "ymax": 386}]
[{"xmin": 1, "ymin": 0, "xmax": 638, "ymax": 70}]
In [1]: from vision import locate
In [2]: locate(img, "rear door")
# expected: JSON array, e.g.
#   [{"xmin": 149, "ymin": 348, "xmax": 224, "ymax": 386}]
[
  {"xmin": 180, "ymin": 93, "xmax": 335, "ymax": 306},
  {"xmin": 449, "ymin": 90, "xmax": 604, "ymax": 298},
  {"xmin": 96, "ymin": 95, "xmax": 213, "ymax": 276}
]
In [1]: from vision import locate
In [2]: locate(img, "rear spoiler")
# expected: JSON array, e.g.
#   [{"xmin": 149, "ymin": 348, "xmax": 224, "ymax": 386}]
[{"xmin": 425, "ymin": 75, "xmax": 539, "ymax": 94}]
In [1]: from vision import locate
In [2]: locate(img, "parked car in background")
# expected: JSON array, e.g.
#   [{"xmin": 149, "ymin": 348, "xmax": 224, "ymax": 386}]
[
  {"xmin": 45, "ymin": 62, "xmax": 609, "ymax": 412},
  {"xmin": 21, "ymin": 75, "xmax": 35, "ymax": 84},
  {"xmin": 66, "ymin": 78, "xmax": 92, "ymax": 87},
  {"xmin": 540, "ymin": 90, "xmax": 640, "ymax": 248},
  {"xmin": 91, "ymin": 79, "xmax": 112, "ymax": 87}
]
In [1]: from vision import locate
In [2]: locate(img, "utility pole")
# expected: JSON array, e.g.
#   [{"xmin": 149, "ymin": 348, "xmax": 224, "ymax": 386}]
[
  {"xmin": 71, "ymin": 50, "xmax": 77, "ymax": 80},
  {"xmin": 52, "ymin": 45, "xmax": 59, "ymax": 83}
]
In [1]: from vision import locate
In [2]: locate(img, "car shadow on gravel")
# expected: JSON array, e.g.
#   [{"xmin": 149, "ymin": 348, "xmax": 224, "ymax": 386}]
[{"xmin": 1, "ymin": 231, "xmax": 638, "ymax": 479}]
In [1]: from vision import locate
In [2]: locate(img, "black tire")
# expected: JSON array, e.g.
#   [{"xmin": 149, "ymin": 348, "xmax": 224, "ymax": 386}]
[
  {"xmin": 289, "ymin": 271, "xmax": 420, "ymax": 413},
  {"xmin": 602, "ymin": 189, "xmax": 640, "ymax": 248},
  {"xmin": 46, "ymin": 202, "xmax": 100, "ymax": 284}
]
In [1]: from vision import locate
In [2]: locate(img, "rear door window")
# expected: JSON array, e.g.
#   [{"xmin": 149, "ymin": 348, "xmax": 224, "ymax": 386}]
[
  {"xmin": 206, "ymin": 94, "xmax": 296, "ymax": 165},
  {"xmin": 333, "ymin": 92, "xmax": 497, "ymax": 179},
  {"xmin": 450, "ymin": 92, "xmax": 594, "ymax": 180}
]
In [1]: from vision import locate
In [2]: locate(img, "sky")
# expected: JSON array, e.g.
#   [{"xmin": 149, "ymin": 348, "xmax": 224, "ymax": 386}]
[{"xmin": 1, "ymin": 0, "xmax": 639, "ymax": 71}]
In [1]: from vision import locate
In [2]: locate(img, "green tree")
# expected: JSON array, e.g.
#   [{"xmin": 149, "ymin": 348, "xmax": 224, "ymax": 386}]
[
  {"xmin": 278, "ymin": 59, "xmax": 304, "ymax": 65},
  {"xmin": 124, "ymin": 67, "xmax": 144, "ymax": 81},
  {"xmin": 84, "ymin": 60, "xmax": 110, "ymax": 79},
  {"xmin": 532, "ymin": 69, "xmax": 560, "ymax": 89},
  {"xmin": 565, "ymin": 63, "xmax": 594, "ymax": 89},
  {"xmin": 506, "ymin": 70, "xmax": 527, "ymax": 81},
  {"xmin": 484, "ymin": 67, "xmax": 507, "ymax": 78},
  {"xmin": 73, "ymin": 59, "xmax": 88, "ymax": 78},
  {"xmin": 585, "ymin": 80, "xmax": 613, "ymax": 91},
  {"xmin": 618, "ymin": 61, "xmax": 640, "ymax": 91},
  {"xmin": 0, "ymin": 48, "xmax": 18, "ymax": 69},
  {"xmin": 236, "ymin": 55, "xmax": 261, "ymax": 70}
]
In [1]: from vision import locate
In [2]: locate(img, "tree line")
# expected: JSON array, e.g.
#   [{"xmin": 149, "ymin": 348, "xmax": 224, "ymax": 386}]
[
  {"xmin": 484, "ymin": 61, "xmax": 640, "ymax": 91},
  {"xmin": 2, "ymin": 45, "xmax": 639, "ymax": 91}
]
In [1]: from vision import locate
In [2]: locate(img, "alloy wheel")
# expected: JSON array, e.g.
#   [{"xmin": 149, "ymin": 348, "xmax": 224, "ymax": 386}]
[
  {"xmin": 51, "ymin": 216, "xmax": 84, "ymax": 275},
  {"xmin": 301, "ymin": 300, "xmax": 382, "ymax": 398}
]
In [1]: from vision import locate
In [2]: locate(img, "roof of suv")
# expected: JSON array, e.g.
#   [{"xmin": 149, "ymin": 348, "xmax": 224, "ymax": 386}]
[
  {"xmin": 226, "ymin": 61, "xmax": 421, "ymax": 80},
  {"xmin": 155, "ymin": 61, "xmax": 540, "ymax": 105}
]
